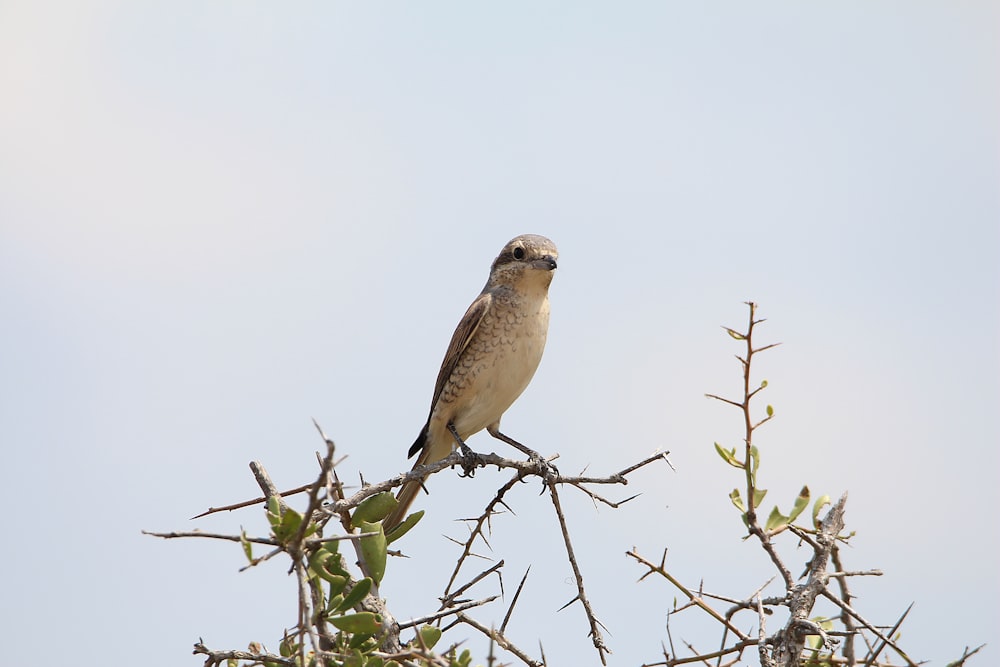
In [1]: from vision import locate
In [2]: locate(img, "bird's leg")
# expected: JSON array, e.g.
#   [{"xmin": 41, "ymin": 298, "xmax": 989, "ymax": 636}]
[
  {"xmin": 487, "ymin": 426, "xmax": 559, "ymax": 482},
  {"xmin": 448, "ymin": 423, "xmax": 484, "ymax": 477}
]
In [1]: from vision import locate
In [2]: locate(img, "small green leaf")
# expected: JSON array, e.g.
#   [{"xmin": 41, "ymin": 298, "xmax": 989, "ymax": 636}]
[
  {"xmin": 271, "ymin": 507, "xmax": 304, "ymax": 543},
  {"xmin": 766, "ymin": 404, "xmax": 774, "ymax": 417},
  {"xmin": 788, "ymin": 486, "xmax": 810, "ymax": 523},
  {"xmin": 752, "ymin": 488, "xmax": 767, "ymax": 509},
  {"xmin": 760, "ymin": 379, "xmax": 768, "ymax": 388},
  {"xmin": 749, "ymin": 445, "xmax": 761, "ymax": 473},
  {"xmin": 357, "ymin": 521, "xmax": 387, "ymax": 585},
  {"xmin": 418, "ymin": 624, "xmax": 442, "ymax": 649},
  {"xmin": 348, "ymin": 631, "xmax": 375, "ymax": 650},
  {"xmin": 385, "ymin": 510, "xmax": 424, "ymax": 545},
  {"xmin": 309, "ymin": 548, "xmax": 348, "ymax": 589},
  {"xmin": 344, "ymin": 648, "xmax": 364, "ymax": 667},
  {"xmin": 321, "ymin": 573, "xmax": 348, "ymax": 596},
  {"xmin": 812, "ymin": 494, "xmax": 831, "ymax": 528},
  {"xmin": 352, "ymin": 492, "xmax": 399, "ymax": 527},
  {"xmin": 329, "ymin": 611, "xmax": 382, "ymax": 634},
  {"xmin": 266, "ymin": 496, "xmax": 282, "ymax": 527},
  {"xmin": 336, "ymin": 577, "xmax": 373, "ymax": 613},
  {"xmin": 765, "ymin": 506, "xmax": 789, "ymax": 531},
  {"xmin": 714, "ymin": 442, "xmax": 742, "ymax": 468},
  {"xmin": 725, "ymin": 327, "xmax": 746, "ymax": 340},
  {"xmin": 729, "ymin": 488, "xmax": 745, "ymax": 512},
  {"xmin": 326, "ymin": 593, "xmax": 344, "ymax": 613},
  {"xmin": 239, "ymin": 529, "xmax": 253, "ymax": 562}
]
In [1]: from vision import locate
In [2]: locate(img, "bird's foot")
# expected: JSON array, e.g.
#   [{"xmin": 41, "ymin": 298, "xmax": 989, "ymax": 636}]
[
  {"xmin": 458, "ymin": 442, "xmax": 486, "ymax": 478},
  {"xmin": 525, "ymin": 451, "xmax": 559, "ymax": 484}
]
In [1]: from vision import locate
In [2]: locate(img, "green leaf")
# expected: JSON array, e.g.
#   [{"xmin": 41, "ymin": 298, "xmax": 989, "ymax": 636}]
[
  {"xmin": 788, "ymin": 486, "xmax": 810, "ymax": 523},
  {"xmin": 714, "ymin": 442, "xmax": 742, "ymax": 468},
  {"xmin": 365, "ymin": 657, "xmax": 385, "ymax": 667},
  {"xmin": 357, "ymin": 521, "xmax": 387, "ymax": 585},
  {"xmin": 760, "ymin": 379, "xmax": 768, "ymax": 388},
  {"xmin": 765, "ymin": 506, "xmax": 789, "ymax": 531},
  {"xmin": 266, "ymin": 496, "xmax": 282, "ymax": 527},
  {"xmin": 326, "ymin": 593, "xmax": 344, "ymax": 613},
  {"xmin": 749, "ymin": 445, "xmax": 760, "ymax": 473},
  {"xmin": 329, "ymin": 612, "xmax": 382, "ymax": 634},
  {"xmin": 352, "ymin": 492, "xmax": 399, "ymax": 527},
  {"xmin": 729, "ymin": 488, "xmax": 745, "ymax": 512},
  {"xmin": 279, "ymin": 636, "xmax": 296, "ymax": 657},
  {"xmin": 752, "ymin": 488, "xmax": 767, "ymax": 509},
  {"xmin": 725, "ymin": 327, "xmax": 746, "ymax": 340},
  {"xmin": 336, "ymin": 577, "xmax": 373, "ymax": 613},
  {"xmin": 385, "ymin": 510, "xmax": 424, "ymax": 545},
  {"xmin": 812, "ymin": 494, "xmax": 831, "ymax": 528},
  {"xmin": 344, "ymin": 648, "xmax": 364, "ymax": 667},
  {"xmin": 348, "ymin": 631, "xmax": 375, "ymax": 650},
  {"xmin": 271, "ymin": 507, "xmax": 304, "ymax": 543},
  {"xmin": 239, "ymin": 529, "xmax": 253, "ymax": 562},
  {"xmin": 309, "ymin": 548, "xmax": 349, "ymax": 590},
  {"xmin": 418, "ymin": 624, "xmax": 442, "ymax": 650}
]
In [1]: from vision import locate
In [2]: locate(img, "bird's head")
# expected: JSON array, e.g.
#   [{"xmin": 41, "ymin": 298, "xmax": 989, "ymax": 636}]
[{"xmin": 488, "ymin": 234, "xmax": 558, "ymax": 289}]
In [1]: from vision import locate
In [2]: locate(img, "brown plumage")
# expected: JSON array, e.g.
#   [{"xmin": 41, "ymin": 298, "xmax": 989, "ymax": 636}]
[{"xmin": 383, "ymin": 234, "xmax": 558, "ymax": 532}]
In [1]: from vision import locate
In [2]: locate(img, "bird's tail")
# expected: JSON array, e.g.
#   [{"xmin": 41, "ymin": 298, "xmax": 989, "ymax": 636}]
[
  {"xmin": 382, "ymin": 474, "xmax": 425, "ymax": 533},
  {"xmin": 382, "ymin": 425, "xmax": 433, "ymax": 533}
]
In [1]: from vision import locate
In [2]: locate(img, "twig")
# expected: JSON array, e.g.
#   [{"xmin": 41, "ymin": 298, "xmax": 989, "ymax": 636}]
[
  {"xmin": 442, "ymin": 475, "xmax": 522, "ymax": 599},
  {"xmin": 831, "ymin": 544, "xmax": 857, "ymax": 665},
  {"xmin": 628, "ymin": 549, "xmax": 750, "ymax": 641},
  {"xmin": 757, "ymin": 596, "xmax": 775, "ymax": 667},
  {"xmin": 820, "ymin": 590, "xmax": 919, "ymax": 667},
  {"xmin": 456, "ymin": 612, "xmax": 544, "ymax": 667},
  {"xmin": 189, "ymin": 482, "xmax": 316, "ymax": 520},
  {"xmin": 548, "ymin": 480, "xmax": 610, "ymax": 664},
  {"xmin": 143, "ymin": 530, "xmax": 280, "ymax": 546},
  {"xmin": 398, "ymin": 596, "xmax": 499, "ymax": 630},
  {"xmin": 500, "ymin": 567, "xmax": 531, "ymax": 634},
  {"xmin": 862, "ymin": 602, "xmax": 915, "ymax": 667},
  {"xmin": 193, "ymin": 641, "xmax": 295, "ymax": 667}
]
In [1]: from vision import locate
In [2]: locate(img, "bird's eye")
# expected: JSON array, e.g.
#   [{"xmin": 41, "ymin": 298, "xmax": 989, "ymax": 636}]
[{"xmin": 512, "ymin": 246, "xmax": 526, "ymax": 260}]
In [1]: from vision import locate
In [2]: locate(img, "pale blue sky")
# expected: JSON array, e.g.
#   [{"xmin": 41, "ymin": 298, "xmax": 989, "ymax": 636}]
[{"xmin": 1, "ymin": 3, "xmax": 997, "ymax": 665}]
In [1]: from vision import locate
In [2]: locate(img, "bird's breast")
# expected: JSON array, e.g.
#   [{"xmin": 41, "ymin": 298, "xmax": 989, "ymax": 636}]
[{"xmin": 433, "ymin": 292, "xmax": 550, "ymax": 441}]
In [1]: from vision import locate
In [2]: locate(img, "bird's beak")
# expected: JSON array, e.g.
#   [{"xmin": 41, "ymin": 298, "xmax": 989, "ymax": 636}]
[{"xmin": 533, "ymin": 255, "xmax": 558, "ymax": 271}]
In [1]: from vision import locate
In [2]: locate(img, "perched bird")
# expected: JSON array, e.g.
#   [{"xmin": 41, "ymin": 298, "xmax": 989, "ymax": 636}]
[{"xmin": 382, "ymin": 234, "xmax": 558, "ymax": 532}]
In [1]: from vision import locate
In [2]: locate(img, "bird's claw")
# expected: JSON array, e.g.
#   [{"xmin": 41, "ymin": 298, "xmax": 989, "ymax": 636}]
[
  {"xmin": 459, "ymin": 443, "xmax": 485, "ymax": 478},
  {"xmin": 526, "ymin": 453, "xmax": 559, "ymax": 484}
]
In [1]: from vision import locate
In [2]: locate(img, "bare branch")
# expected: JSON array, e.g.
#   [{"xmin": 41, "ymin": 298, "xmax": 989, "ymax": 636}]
[
  {"xmin": 456, "ymin": 612, "xmax": 544, "ymax": 667},
  {"xmin": 398, "ymin": 596, "xmax": 499, "ymax": 630},
  {"xmin": 548, "ymin": 480, "xmax": 611, "ymax": 665}
]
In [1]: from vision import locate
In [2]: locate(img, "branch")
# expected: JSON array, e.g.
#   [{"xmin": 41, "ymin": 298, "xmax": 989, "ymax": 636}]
[
  {"xmin": 548, "ymin": 480, "xmax": 610, "ymax": 665},
  {"xmin": 456, "ymin": 612, "xmax": 544, "ymax": 667}
]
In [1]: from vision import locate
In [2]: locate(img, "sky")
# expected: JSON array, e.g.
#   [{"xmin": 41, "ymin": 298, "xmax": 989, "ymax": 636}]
[{"xmin": 1, "ymin": 2, "xmax": 997, "ymax": 665}]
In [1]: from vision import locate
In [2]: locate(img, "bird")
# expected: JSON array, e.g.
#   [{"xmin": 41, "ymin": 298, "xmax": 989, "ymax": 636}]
[{"xmin": 382, "ymin": 234, "xmax": 558, "ymax": 532}]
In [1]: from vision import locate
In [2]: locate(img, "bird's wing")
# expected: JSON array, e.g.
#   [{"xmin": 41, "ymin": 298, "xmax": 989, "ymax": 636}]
[{"xmin": 428, "ymin": 290, "xmax": 492, "ymax": 415}]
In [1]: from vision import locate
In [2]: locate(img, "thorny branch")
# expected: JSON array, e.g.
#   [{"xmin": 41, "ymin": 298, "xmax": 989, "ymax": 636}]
[
  {"xmin": 434, "ymin": 448, "xmax": 669, "ymax": 666},
  {"xmin": 629, "ymin": 303, "xmax": 971, "ymax": 667},
  {"xmin": 148, "ymin": 414, "xmax": 670, "ymax": 667}
]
